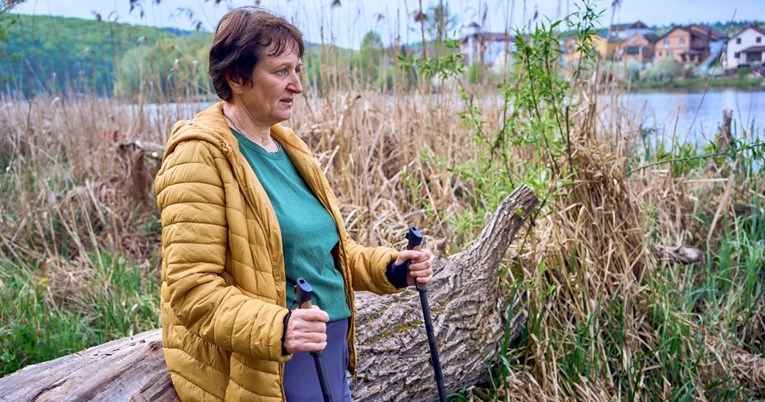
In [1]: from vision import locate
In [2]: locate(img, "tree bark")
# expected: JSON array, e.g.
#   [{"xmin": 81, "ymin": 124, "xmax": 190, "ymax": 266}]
[
  {"xmin": 352, "ymin": 184, "xmax": 537, "ymax": 400},
  {"xmin": 0, "ymin": 185, "xmax": 538, "ymax": 402}
]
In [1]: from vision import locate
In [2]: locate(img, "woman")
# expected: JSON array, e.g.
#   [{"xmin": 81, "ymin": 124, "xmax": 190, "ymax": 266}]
[{"xmin": 154, "ymin": 7, "xmax": 432, "ymax": 402}]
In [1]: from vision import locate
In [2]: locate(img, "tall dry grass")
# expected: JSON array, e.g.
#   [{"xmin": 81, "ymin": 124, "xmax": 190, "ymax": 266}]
[
  {"xmin": 484, "ymin": 87, "xmax": 765, "ymax": 400},
  {"xmin": 1, "ymin": 9, "xmax": 764, "ymax": 399},
  {"xmin": 3, "ymin": 79, "xmax": 763, "ymax": 398}
]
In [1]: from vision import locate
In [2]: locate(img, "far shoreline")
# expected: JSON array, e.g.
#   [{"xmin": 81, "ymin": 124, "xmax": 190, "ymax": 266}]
[{"xmin": 615, "ymin": 77, "xmax": 765, "ymax": 94}]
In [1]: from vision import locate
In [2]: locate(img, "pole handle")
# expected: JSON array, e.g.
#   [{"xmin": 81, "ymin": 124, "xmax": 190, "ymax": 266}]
[
  {"xmin": 294, "ymin": 278, "xmax": 333, "ymax": 402},
  {"xmin": 405, "ymin": 226, "xmax": 423, "ymax": 250},
  {"xmin": 403, "ymin": 227, "xmax": 425, "ymax": 289},
  {"xmin": 295, "ymin": 277, "xmax": 313, "ymax": 309}
]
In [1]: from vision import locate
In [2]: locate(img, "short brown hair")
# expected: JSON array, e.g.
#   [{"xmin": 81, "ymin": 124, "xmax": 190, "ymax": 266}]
[{"xmin": 209, "ymin": 7, "xmax": 305, "ymax": 101}]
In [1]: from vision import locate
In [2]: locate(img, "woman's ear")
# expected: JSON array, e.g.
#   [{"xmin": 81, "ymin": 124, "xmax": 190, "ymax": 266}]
[{"xmin": 226, "ymin": 72, "xmax": 244, "ymax": 95}]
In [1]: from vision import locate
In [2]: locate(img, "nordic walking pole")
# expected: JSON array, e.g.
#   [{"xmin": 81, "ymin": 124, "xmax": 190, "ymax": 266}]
[
  {"xmin": 295, "ymin": 278, "xmax": 334, "ymax": 402},
  {"xmin": 402, "ymin": 227, "xmax": 447, "ymax": 402}
]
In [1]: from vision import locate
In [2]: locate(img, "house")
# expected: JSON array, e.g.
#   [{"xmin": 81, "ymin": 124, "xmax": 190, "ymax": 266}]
[
  {"xmin": 610, "ymin": 21, "xmax": 654, "ymax": 40},
  {"xmin": 563, "ymin": 22, "xmax": 656, "ymax": 63},
  {"xmin": 562, "ymin": 31, "xmax": 619, "ymax": 63},
  {"xmin": 609, "ymin": 21, "xmax": 658, "ymax": 63},
  {"xmin": 725, "ymin": 24, "xmax": 765, "ymax": 70},
  {"xmin": 612, "ymin": 21, "xmax": 650, "ymax": 30},
  {"xmin": 654, "ymin": 25, "xmax": 724, "ymax": 66},
  {"xmin": 688, "ymin": 24, "xmax": 725, "ymax": 42},
  {"xmin": 618, "ymin": 31, "xmax": 658, "ymax": 63},
  {"xmin": 460, "ymin": 31, "xmax": 515, "ymax": 67}
]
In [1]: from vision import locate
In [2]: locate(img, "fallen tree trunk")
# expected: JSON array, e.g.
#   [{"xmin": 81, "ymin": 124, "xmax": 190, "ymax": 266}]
[
  {"xmin": 0, "ymin": 185, "xmax": 538, "ymax": 402},
  {"xmin": 352, "ymin": 184, "xmax": 537, "ymax": 400}
]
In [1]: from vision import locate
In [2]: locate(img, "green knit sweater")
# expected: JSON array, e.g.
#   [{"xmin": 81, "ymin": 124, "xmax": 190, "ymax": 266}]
[{"xmin": 233, "ymin": 130, "xmax": 351, "ymax": 320}]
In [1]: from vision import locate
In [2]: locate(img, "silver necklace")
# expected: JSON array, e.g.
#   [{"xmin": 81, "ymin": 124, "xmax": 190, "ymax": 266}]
[{"xmin": 223, "ymin": 109, "xmax": 274, "ymax": 148}]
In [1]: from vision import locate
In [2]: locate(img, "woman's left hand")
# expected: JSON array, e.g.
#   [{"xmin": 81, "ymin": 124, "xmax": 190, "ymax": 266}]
[{"xmin": 395, "ymin": 249, "xmax": 433, "ymax": 287}]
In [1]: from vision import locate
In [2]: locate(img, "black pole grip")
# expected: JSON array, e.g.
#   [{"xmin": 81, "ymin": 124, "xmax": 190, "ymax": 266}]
[
  {"xmin": 294, "ymin": 277, "xmax": 333, "ymax": 402},
  {"xmin": 403, "ymin": 227, "xmax": 424, "ymax": 289},
  {"xmin": 405, "ymin": 226, "xmax": 423, "ymax": 250},
  {"xmin": 295, "ymin": 277, "xmax": 313, "ymax": 309}
]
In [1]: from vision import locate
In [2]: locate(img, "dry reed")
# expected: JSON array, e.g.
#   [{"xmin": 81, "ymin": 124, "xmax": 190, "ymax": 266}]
[{"xmin": 1, "ymin": 75, "xmax": 762, "ymax": 398}]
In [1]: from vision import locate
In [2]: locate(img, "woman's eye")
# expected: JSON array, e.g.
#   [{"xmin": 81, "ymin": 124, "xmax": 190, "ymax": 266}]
[{"xmin": 277, "ymin": 69, "xmax": 288, "ymax": 76}]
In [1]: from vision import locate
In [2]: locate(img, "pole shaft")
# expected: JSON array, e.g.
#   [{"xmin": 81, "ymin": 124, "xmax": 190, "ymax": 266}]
[
  {"xmin": 418, "ymin": 287, "xmax": 447, "ymax": 402},
  {"xmin": 311, "ymin": 351, "xmax": 333, "ymax": 402}
]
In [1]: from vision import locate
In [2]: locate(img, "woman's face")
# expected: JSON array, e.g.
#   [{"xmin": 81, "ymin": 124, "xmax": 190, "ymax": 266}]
[{"xmin": 233, "ymin": 42, "xmax": 303, "ymax": 127}]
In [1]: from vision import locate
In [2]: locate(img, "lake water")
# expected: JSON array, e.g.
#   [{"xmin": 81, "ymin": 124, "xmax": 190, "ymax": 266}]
[
  {"xmin": 615, "ymin": 89, "xmax": 765, "ymax": 144},
  {"xmin": 147, "ymin": 88, "xmax": 765, "ymax": 146}
]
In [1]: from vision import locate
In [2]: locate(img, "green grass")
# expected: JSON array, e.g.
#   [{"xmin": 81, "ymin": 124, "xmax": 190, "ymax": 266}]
[
  {"xmin": 0, "ymin": 250, "xmax": 159, "ymax": 375},
  {"xmin": 462, "ymin": 199, "xmax": 764, "ymax": 400},
  {"xmin": 631, "ymin": 75, "xmax": 765, "ymax": 91}
]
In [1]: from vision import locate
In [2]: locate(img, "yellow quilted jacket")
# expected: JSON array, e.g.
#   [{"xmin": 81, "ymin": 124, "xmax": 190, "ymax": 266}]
[{"xmin": 155, "ymin": 103, "xmax": 401, "ymax": 401}]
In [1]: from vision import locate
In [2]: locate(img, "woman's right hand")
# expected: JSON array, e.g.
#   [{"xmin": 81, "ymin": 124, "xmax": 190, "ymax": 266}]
[{"xmin": 283, "ymin": 306, "xmax": 329, "ymax": 354}]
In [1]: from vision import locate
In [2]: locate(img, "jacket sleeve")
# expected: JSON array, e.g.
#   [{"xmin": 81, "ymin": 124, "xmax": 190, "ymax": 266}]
[
  {"xmin": 341, "ymin": 229, "xmax": 403, "ymax": 295},
  {"xmin": 155, "ymin": 139, "xmax": 289, "ymax": 363},
  {"xmin": 321, "ymin": 182, "xmax": 401, "ymax": 294}
]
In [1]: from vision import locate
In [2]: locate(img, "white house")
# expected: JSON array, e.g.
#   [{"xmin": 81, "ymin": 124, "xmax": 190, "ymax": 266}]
[
  {"xmin": 459, "ymin": 31, "xmax": 514, "ymax": 67},
  {"xmin": 725, "ymin": 24, "xmax": 765, "ymax": 70}
]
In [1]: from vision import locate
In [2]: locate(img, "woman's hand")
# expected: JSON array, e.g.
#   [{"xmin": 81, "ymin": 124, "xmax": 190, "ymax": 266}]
[
  {"xmin": 283, "ymin": 306, "xmax": 329, "ymax": 354},
  {"xmin": 395, "ymin": 249, "xmax": 433, "ymax": 287}
]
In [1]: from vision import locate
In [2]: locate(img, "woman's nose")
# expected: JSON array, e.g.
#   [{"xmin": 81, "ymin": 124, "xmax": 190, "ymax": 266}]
[{"xmin": 289, "ymin": 71, "xmax": 303, "ymax": 94}]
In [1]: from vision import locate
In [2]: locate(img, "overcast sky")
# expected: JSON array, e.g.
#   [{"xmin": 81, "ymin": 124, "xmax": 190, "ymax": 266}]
[{"xmin": 11, "ymin": 0, "xmax": 765, "ymax": 49}]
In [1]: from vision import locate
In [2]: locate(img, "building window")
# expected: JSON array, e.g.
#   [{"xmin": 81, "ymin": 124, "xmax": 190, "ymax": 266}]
[
  {"xmin": 667, "ymin": 50, "xmax": 673, "ymax": 56},
  {"xmin": 736, "ymin": 38, "xmax": 742, "ymax": 44},
  {"xmin": 663, "ymin": 39, "xmax": 670, "ymax": 46},
  {"xmin": 735, "ymin": 52, "xmax": 740, "ymax": 58},
  {"xmin": 758, "ymin": 37, "xmax": 762, "ymax": 43},
  {"xmin": 659, "ymin": 51, "xmax": 663, "ymax": 56},
  {"xmin": 679, "ymin": 38, "xmax": 686, "ymax": 45}
]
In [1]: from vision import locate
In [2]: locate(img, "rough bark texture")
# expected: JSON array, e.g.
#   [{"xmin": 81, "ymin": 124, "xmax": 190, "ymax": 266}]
[
  {"xmin": 0, "ymin": 329, "xmax": 173, "ymax": 402},
  {"xmin": 0, "ymin": 185, "xmax": 538, "ymax": 402},
  {"xmin": 352, "ymin": 184, "xmax": 537, "ymax": 401}
]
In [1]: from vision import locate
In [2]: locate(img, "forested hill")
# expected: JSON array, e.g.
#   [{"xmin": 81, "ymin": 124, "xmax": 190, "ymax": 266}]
[
  {"xmin": 3, "ymin": 13, "xmax": 761, "ymax": 99},
  {"xmin": 0, "ymin": 13, "xmax": 212, "ymax": 98}
]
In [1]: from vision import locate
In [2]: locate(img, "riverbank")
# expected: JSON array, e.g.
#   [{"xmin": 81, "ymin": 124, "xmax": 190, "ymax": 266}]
[{"xmin": 627, "ymin": 75, "xmax": 765, "ymax": 91}]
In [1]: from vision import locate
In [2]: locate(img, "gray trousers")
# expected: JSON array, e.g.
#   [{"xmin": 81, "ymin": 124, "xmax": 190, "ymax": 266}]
[{"xmin": 284, "ymin": 318, "xmax": 352, "ymax": 401}]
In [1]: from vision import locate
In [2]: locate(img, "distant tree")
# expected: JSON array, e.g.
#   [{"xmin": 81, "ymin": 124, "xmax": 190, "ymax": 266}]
[
  {"xmin": 356, "ymin": 30, "xmax": 383, "ymax": 87},
  {"xmin": 301, "ymin": 44, "xmax": 355, "ymax": 93},
  {"xmin": 426, "ymin": 1, "xmax": 458, "ymax": 43},
  {"xmin": 0, "ymin": 13, "xmax": 210, "ymax": 98},
  {"xmin": 657, "ymin": 58, "xmax": 681, "ymax": 80},
  {"xmin": 0, "ymin": 1, "xmax": 23, "ymax": 49},
  {"xmin": 425, "ymin": 1, "xmax": 458, "ymax": 58},
  {"xmin": 641, "ymin": 58, "xmax": 681, "ymax": 82},
  {"xmin": 113, "ymin": 33, "xmax": 212, "ymax": 100},
  {"xmin": 0, "ymin": 2, "xmax": 21, "ymax": 85}
]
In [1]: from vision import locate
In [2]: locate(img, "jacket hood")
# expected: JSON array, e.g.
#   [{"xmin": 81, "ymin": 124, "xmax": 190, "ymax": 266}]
[{"xmin": 163, "ymin": 102, "xmax": 314, "ymax": 164}]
